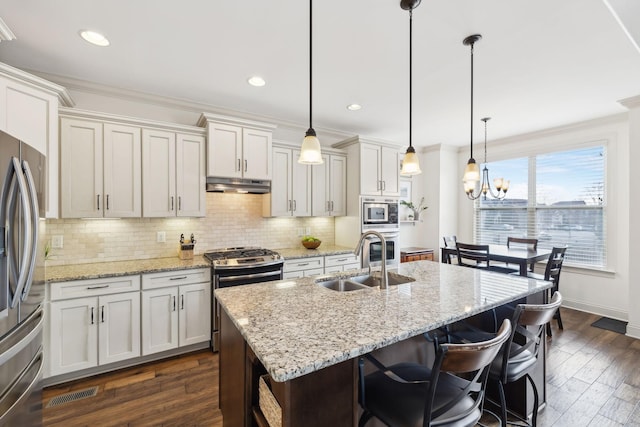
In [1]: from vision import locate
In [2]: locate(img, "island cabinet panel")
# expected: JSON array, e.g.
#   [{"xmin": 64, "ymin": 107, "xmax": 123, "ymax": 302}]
[{"xmin": 220, "ymin": 309, "xmax": 357, "ymax": 427}]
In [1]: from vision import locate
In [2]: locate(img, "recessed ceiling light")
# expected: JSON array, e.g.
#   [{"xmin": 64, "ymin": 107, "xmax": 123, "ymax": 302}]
[
  {"xmin": 247, "ymin": 76, "xmax": 266, "ymax": 87},
  {"xmin": 347, "ymin": 104, "xmax": 362, "ymax": 111},
  {"xmin": 79, "ymin": 30, "xmax": 110, "ymax": 47}
]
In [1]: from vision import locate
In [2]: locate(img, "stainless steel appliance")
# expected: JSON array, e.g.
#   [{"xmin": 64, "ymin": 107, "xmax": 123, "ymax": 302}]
[
  {"xmin": 0, "ymin": 130, "xmax": 45, "ymax": 426},
  {"xmin": 360, "ymin": 232, "xmax": 400, "ymax": 269},
  {"xmin": 204, "ymin": 247, "xmax": 283, "ymax": 351},
  {"xmin": 361, "ymin": 196, "xmax": 399, "ymax": 231}
]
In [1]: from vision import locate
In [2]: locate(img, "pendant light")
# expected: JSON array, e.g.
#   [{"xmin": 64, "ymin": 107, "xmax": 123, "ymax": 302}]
[
  {"xmin": 400, "ymin": 0, "xmax": 422, "ymax": 176},
  {"xmin": 472, "ymin": 117, "xmax": 510, "ymax": 200},
  {"xmin": 462, "ymin": 34, "xmax": 482, "ymax": 187},
  {"xmin": 298, "ymin": 0, "xmax": 323, "ymax": 164}
]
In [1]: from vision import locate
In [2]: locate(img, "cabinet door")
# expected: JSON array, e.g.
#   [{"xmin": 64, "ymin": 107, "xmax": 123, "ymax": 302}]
[
  {"xmin": 329, "ymin": 154, "xmax": 347, "ymax": 216},
  {"xmin": 60, "ymin": 118, "xmax": 103, "ymax": 218},
  {"xmin": 360, "ymin": 143, "xmax": 382, "ymax": 195},
  {"xmin": 176, "ymin": 133, "xmax": 206, "ymax": 217},
  {"xmin": 292, "ymin": 149, "xmax": 311, "ymax": 217},
  {"xmin": 98, "ymin": 292, "xmax": 141, "ymax": 365},
  {"xmin": 179, "ymin": 283, "xmax": 211, "ymax": 347},
  {"xmin": 311, "ymin": 153, "xmax": 330, "ymax": 216},
  {"xmin": 142, "ymin": 287, "xmax": 179, "ymax": 355},
  {"xmin": 142, "ymin": 129, "xmax": 176, "ymax": 217},
  {"xmin": 103, "ymin": 123, "xmax": 141, "ymax": 218},
  {"xmin": 269, "ymin": 147, "xmax": 293, "ymax": 217},
  {"xmin": 49, "ymin": 297, "xmax": 98, "ymax": 376},
  {"xmin": 242, "ymin": 128, "xmax": 272, "ymax": 180},
  {"xmin": 381, "ymin": 147, "xmax": 400, "ymax": 196},
  {"xmin": 207, "ymin": 123, "xmax": 242, "ymax": 178}
]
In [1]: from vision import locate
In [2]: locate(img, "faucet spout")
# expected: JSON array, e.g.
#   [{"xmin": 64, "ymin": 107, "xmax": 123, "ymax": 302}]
[{"xmin": 354, "ymin": 230, "xmax": 389, "ymax": 289}]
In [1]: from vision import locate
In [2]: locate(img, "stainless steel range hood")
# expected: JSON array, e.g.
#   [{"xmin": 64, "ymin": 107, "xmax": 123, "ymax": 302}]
[{"xmin": 206, "ymin": 177, "xmax": 271, "ymax": 194}]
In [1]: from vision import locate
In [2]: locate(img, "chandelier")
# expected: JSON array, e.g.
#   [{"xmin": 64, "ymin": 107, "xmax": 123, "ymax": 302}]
[{"xmin": 461, "ymin": 34, "xmax": 508, "ymax": 200}]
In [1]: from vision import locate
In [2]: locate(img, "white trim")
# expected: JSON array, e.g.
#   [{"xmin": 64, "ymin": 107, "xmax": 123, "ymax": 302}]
[
  {"xmin": 59, "ymin": 107, "xmax": 205, "ymax": 135},
  {"xmin": 620, "ymin": 94, "xmax": 640, "ymax": 109},
  {"xmin": 0, "ymin": 62, "xmax": 74, "ymax": 106},
  {"xmin": 332, "ymin": 135, "xmax": 401, "ymax": 150},
  {"xmin": 197, "ymin": 112, "xmax": 276, "ymax": 131},
  {"xmin": 627, "ymin": 324, "xmax": 640, "ymax": 340},
  {"xmin": 562, "ymin": 299, "xmax": 628, "ymax": 322},
  {"xmin": 0, "ymin": 18, "xmax": 16, "ymax": 42}
]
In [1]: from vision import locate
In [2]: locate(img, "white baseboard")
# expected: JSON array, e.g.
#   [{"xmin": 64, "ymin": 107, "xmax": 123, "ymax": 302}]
[
  {"xmin": 626, "ymin": 324, "xmax": 640, "ymax": 339},
  {"xmin": 562, "ymin": 298, "xmax": 628, "ymax": 321}
]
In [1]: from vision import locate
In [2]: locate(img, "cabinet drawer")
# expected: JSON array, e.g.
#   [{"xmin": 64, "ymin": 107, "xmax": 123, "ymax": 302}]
[
  {"xmin": 283, "ymin": 257, "xmax": 324, "ymax": 273},
  {"xmin": 325, "ymin": 254, "xmax": 359, "ymax": 267},
  {"xmin": 303, "ymin": 268, "xmax": 324, "ymax": 277},
  {"xmin": 142, "ymin": 268, "xmax": 211, "ymax": 290},
  {"xmin": 50, "ymin": 275, "xmax": 141, "ymax": 301}
]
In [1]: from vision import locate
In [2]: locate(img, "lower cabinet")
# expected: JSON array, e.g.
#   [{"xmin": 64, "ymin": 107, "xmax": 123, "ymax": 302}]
[
  {"xmin": 48, "ymin": 275, "xmax": 141, "ymax": 377},
  {"xmin": 324, "ymin": 254, "xmax": 360, "ymax": 274},
  {"xmin": 283, "ymin": 257, "xmax": 325, "ymax": 279},
  {"xmin": 141, "ymin": 268, "xmax": 211, "ymax": 356}
]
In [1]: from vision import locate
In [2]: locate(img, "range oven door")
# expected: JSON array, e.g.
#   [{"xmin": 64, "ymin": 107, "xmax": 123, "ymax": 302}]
[
  {"xmin": 211, "ymin": 263, "xmax": 283, "ymax": 351},
  {"xmin": 361, "ymin": 233, "xmax": 400, "ymax": 269}
]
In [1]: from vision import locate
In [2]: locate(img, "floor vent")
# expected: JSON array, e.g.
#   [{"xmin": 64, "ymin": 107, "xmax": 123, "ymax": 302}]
[{"xmin": 46, "ymin": 386, "xmax": 99, "ymax": 408}]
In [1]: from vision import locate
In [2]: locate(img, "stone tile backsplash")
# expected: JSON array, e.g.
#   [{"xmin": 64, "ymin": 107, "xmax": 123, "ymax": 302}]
[{"xmin": 44, "ymin": 193, "xmax": 336, "ymax": 266}]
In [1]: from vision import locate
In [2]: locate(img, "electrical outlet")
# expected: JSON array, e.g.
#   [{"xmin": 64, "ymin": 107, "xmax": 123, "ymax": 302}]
[
  {"xmin": 305, "ymin": 227, "xmax": 311, "ymax": 235},
  {"xmin": 51, "ymin": 235, "xmax": 63, "ymax": 249},
  {"xmin": 297, "ymin": 228, "xmax": 304, "ymax": 237},
  {"xmin": 157, "ymin": 231, "xmax": 166, "ymax": 243}
]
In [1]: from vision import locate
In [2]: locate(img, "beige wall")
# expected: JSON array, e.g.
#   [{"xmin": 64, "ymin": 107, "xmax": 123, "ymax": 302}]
[{"xmin": 44, "ymin": 192, "xmax": 335, "ymax": 266}]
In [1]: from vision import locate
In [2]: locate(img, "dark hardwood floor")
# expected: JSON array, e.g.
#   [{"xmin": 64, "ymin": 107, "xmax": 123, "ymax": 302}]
[{"xmin": 43, "ymin": 308, "xmax": 640, "ymax": 426}]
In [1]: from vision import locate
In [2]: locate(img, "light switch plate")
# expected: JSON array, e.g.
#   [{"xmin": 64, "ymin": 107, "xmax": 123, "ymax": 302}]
[
  {"xmin": 51, "ymin": 235, "xmax": 63, "ymax": 249},
  {"xmin": 157, "ymin": 231, "xmax": 166, "ymax": 243}
]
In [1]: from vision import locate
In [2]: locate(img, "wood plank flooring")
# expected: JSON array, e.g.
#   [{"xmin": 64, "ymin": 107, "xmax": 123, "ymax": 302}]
[{"xmin": 43, "ymin": 308, "xmax": 640, "ymax": 426}]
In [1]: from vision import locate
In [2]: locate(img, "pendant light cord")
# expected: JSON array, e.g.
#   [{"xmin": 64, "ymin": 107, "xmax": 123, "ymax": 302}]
[
  {"xmin": 470, "ymin": 40, "xmax": 474, "ymax": 160},
  {"xmin": 409, "ymin": 9, "xmax": 413, "ymax": 149},
  {"xmin": 309, "ymin": 0, "xmax": 313, "ymax": 130}
]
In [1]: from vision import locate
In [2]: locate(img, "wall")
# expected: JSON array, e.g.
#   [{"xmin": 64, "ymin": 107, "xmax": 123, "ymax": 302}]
[
  {"xmin": 45, "ymin": 192, "xmax": 335, "ymax": 266},
  {"xmin": 455, "ymin": 114, "xmax": 630, "ymax": 321}
]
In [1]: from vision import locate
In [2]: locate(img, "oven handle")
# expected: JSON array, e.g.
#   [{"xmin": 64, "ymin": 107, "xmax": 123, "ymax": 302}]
[{"xmin": 217, "ymin": 270, "xmax": 282, "ymax": 283}]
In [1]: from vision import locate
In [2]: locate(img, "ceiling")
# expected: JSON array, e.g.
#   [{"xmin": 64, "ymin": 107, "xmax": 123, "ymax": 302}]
[{"xmin": 1, "ymin": 0, "xmax": 640, "ymax": 148}]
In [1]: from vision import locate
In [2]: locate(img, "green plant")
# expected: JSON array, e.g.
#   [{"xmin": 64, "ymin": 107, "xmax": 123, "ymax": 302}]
[
  {"xmin": 44, "ymin": 241, "xmax": 51, "ymax": 261},
  {"xmin": 400, "ymin": 196, "xmax": 428, "ymax": 212}
]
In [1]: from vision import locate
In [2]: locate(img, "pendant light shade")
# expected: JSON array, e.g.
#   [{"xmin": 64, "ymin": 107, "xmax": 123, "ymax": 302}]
[
  {"xmin": 298, "ymin": 0, "xmax": 323, "ymax": 164},
  {"xmin": 399, "ymin": 0, "xmax": 422, "ymax": 176}
]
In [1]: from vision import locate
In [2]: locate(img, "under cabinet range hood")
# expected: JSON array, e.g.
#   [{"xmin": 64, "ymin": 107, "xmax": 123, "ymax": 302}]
[{"xmin": 206, "ymin": 177, "xmax": 271, "ymax": 194}]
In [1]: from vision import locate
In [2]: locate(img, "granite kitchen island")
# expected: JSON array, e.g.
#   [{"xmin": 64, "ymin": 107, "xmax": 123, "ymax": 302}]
[{"xmin": 215, "ymin": 260, "xmax": 553, "ymax": 427}]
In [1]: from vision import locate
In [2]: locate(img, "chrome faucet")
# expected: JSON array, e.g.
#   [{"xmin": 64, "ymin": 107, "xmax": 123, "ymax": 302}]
[{"xmin": 354, "ymin": 230, "xmax": 388, "ymax": 289}]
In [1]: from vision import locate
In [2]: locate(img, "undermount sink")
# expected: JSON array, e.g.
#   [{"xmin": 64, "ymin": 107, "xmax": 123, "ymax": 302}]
[{"xmin": 316, "ymin": 272, "xmax": 416, "ymax": 292}]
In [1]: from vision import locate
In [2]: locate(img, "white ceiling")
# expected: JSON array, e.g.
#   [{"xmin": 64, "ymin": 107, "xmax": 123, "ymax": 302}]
[{"xmin": 1, "ymin": 0, "xmax": 640, "ymax": 148}]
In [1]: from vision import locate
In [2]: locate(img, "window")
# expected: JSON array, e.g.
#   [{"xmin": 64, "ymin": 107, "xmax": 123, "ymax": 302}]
[{"xmin": 475, "ymin": 145, "xmax": 606, "ymax": 269}]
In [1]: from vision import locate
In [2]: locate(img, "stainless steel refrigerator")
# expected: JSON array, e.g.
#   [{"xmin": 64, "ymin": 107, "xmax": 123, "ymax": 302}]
[{"xmin": 0, "ymin": 129, "xmax": 45, "ymax": 425}]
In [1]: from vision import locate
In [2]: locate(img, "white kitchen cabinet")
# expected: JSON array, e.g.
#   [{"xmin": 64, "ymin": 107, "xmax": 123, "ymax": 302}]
[
  {"xmin": 141, "ymin": 269, "xmax": 211, "ymax": 356},
  {"xmin": 360, "ymin": 143, "xmax": 400, "ymax": 196},
  {"xmin": 142, "ymin": 129, "xmax": 206, "ymax": 217},
  {"xmin": 0, "ymin": 63, "xmax": 72, "ymax": 218},
  {"xmin": 324, "ymin": 254, "xmax": 360, "ymax": 274},
  {"xmin": 283, "ymin": 257, "xmax": 325, "ymax": 279},
  {"xmin": 198, "ymin": 113, "xmax": 276, "ymax": 180},
  {"xmin": 264, "ymin": 146, "xmax": 311, "ymax": 217},
  {"xmin": 312, "ymin": 153, "xmax": 347, "ymax": 216},
  {"xmin": 47, "ymin": 275, "xmax": 141, "ymax": 377},
  {"xmin": 60, "ymin": 117, "xmax": 141, "ymax": 218}
]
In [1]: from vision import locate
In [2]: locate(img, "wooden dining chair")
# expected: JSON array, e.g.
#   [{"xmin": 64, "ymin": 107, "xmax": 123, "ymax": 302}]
[
  {"xmin": 442, "ymin": 235, "xmax": 457, "ymax": 264},
  {"xmin": 507, "ymin": 237, "xmax": 539, "ymax": 272},
  {"xmin": 456, "ymin": 242, "xmax": 490, "ymax": 269}
]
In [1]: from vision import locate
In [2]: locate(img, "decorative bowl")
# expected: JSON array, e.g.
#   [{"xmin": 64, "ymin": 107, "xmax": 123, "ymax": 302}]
[{"xmin": 302, "ymin": 240, "xmax": 321, "ymax": 249}]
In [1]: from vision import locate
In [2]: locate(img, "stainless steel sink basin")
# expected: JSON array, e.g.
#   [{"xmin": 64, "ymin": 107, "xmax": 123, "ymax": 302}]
[{"xmin": 316, "ymin": 272, "xmax": 415, "ymax": 292}]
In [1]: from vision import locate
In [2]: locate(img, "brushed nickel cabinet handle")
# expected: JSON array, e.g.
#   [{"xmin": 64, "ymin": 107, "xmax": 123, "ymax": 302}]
[
  {"xmin": 90, "ymin": 307, "xmax": 94, "ymax": 324},
  {"xmin": 106, "ymin": 194, "xmax": 109, "ymax": 210},
  {"xmin": 101, "ymin": 305, "xmax": 105, "ymax": 323},
  {"xmin": 97, "ymin": 194, "xmax": 100, "ymax": 210}
]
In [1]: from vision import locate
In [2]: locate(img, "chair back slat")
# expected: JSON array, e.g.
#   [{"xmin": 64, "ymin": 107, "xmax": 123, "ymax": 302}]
[
  {"xmin": 545, "ymin": 246, "xmax": 567, "ymax": 283},
  {"xmin": 507, "ymin": 237, "xmax": 538, "ymax": 251},
  {"xmin": 456, "ymin": 242, "xmax": 490, "ymax": 268}
]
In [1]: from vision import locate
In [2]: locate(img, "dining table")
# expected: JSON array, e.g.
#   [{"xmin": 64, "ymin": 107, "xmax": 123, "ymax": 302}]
[{"xmin": 441, "ymin": 244, "xmax": 552, "ymax": 276}]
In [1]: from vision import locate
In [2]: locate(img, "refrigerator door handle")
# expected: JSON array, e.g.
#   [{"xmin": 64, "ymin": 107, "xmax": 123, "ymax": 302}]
[
  {"xmin": 0, "ymin": 157, "xmax": 32, "ymax": 308},
  {"xmin": 0, "ymin": 350, "xmax": 43, "ymax": 425},
  {"xmin": 0, "ymin": 305, "xmax": 43, "ymax": 365},
  {"xmin": 20, "ymin": 160, "xmax": 39, "ymax": 301}
]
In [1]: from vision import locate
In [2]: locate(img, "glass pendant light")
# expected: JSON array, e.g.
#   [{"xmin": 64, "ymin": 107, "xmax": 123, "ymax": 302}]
[
  {"xmin": 400, "ymin": 0, "xmax": 422, "ymax": 176},
  {"xmin": 462, "ymin": 34, "xmax": 482, "ymax": 188},
  {"xmin": 298, "ymin": 0, "xmax": 323, "ymax": 164}
]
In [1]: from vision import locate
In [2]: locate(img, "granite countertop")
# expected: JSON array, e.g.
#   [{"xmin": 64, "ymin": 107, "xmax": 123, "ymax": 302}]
[
  {"xmin": 276, "ymin": 245, "xmax": 355, "ymax": 260},
  {"xmin": 215, "ymin": 261, "xmax": 552, "ymax": 383},
  {"xmin": 45, "ymin": 256, "xmax": 211, "ymax": 283}
]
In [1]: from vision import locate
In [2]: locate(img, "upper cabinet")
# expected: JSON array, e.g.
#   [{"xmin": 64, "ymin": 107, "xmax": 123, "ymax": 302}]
[
  {"xmin": 197, "ymin": 113, "xmax": 276, "ymax": 180},
  {"xmin": 142, "ymin": 129, "xmax": 206, "ymax": 217},
  {"xmin": 263, "ymin": 145, "xmax": 311, "ymax": 217},
  {"xmin": 312, "ymin": 153, "xmax": 347, "ymax": 217},
  {"xmin": 0, "ymin": 62, "xmax": 74, "ymax": 218},
  {"xmin": 59, "ymin": 109, "xmax": 206, "ymax": 218},
  {"xmin": 60, "ymin": 117, "xmax": 141, "ymax": 218}
]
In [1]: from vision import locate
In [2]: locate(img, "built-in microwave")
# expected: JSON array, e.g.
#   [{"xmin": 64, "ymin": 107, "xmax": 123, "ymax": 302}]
[{"xmin": 361, "ymin": 196, "xmax": 399, "ymax": 230}]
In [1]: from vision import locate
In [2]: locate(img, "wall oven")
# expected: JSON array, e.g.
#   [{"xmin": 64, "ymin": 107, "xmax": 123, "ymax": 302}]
[
  {"xmin": 204, "ymin": 247, "xmax": 283, "ymax": 352},
  {"xmin": 361, "ymin": 232, "xmax": 400, "ymax": 269}
]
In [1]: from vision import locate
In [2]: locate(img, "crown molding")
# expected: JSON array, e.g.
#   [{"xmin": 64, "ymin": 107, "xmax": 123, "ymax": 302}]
[
  {"xmin": 332, "ymin": 135, "xmax": 401, "ymax": 150},
  {"xmin": 0, "ymin": 62, "xmax": 74, "ymax": 106},
  {"xmin": 0, "ymin": 18, "xmax": 16, "ymax": 42},
  {"xmin": 620, "ymin": 94, "xmax": 640, "ymax": 109}
]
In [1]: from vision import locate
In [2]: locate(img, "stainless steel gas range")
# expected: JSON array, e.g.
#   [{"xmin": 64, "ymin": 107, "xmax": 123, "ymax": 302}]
[{"xmin": 203, "ymin": 247, "xmax": 283, "ymax": 351}]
